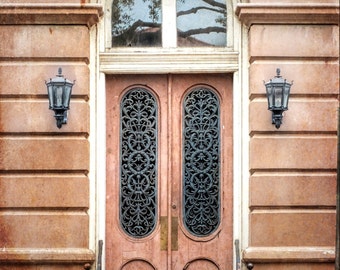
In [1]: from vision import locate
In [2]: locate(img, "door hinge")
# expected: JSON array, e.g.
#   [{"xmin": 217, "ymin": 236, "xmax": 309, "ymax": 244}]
[
  {"xmin": 97, "ymin": 240, "xmax": 103, "ymax": 270},
  {"xmin": 234, "ymin": 239, "xmax": 240, "ymax": 270}
]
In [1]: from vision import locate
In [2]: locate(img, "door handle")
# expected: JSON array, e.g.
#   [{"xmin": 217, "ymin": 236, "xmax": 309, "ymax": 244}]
[
  {"xmin": 160, "ymin": 216, "xmax": 178, "ymax": 251},
  {"xmin": 171, "ymin": 217, "xmax": 178, "ymax": 251}
]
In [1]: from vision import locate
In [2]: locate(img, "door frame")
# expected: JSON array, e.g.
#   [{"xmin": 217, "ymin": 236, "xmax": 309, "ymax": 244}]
[
  {"xmin": 93, "ymin": 1, "xmax": 249, "ymax": 268},
  {"xmin": 94, "ymin": 71, "xmax": 248, "ymax": 270}
]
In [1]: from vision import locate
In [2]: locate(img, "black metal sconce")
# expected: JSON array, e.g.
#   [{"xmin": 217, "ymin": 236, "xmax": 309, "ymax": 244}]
[
  {"xmin": 46, "ymin": 68, "xmax": 75, "ymax": 128},
  {"xmin": 264, "ymin": 68, "xmax": 293, "ymax": 129}
]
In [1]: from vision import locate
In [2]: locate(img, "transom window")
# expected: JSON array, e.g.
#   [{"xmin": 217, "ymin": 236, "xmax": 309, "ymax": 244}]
[{"xmin": 109, "ymin": 0, "xmax": 227, "ymax": 48}]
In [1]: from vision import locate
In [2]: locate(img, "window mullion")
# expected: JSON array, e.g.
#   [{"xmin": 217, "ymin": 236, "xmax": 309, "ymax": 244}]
[{"xmin": 162, "ymin": 0, "xmax": 177, "ymax": 48}]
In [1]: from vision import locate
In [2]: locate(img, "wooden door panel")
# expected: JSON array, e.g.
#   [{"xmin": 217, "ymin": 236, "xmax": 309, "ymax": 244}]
[
  {"xmin": 106, "ymin": 74, "xmax": 233, "ymax": 270},
  {"xmin": 171, "ymin": 74, "xmax": 233, "ymax": 269},
  {"xmin": 106, "ymin": 75, "xmax": 168, "ymax": 270}
]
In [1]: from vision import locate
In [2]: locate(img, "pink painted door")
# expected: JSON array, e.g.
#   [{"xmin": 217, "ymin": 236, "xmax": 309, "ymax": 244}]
[{"xmin": 106, "ymin": 74, "xmax": 233, "ymax": 270}]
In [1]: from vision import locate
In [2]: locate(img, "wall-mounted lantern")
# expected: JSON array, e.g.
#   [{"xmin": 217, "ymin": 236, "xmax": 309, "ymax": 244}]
[
  {"xmin": 46, "ymin": 68, "xmax": 75, "ymax": 128},
  {"xmin": 264, "ymin": 68, "xmax": 293, "ymax": 129}
]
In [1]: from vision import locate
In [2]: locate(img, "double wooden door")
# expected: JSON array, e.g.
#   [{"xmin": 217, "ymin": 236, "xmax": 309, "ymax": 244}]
[{"xmin": 106, "ymin": 74, "xmax": 233, "ymax": 270}]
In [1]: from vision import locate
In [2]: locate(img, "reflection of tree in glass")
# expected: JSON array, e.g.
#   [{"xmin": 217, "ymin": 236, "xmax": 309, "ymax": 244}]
[
  {"xmin": 112, "ymin": 0, "xmax": 162, "ymax": 46},
  {"xmin": 177, "ymin": 0, "xmax": 226, "ymax": 45},
  {"xmin": 111, "ymin": 0, "xmax": 226, "ymax": 47}
]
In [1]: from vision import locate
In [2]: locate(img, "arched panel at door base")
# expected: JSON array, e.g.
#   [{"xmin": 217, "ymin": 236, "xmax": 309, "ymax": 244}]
[
  {"xmin": 183, "ymin": 257, "xmax": 220, "ymax": 270},
  {"xmin": 121, "ymin": 258, "xmax": 156, "ymax": 270}
]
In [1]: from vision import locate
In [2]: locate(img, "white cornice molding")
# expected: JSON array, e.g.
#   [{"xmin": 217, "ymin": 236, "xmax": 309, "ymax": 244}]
[
  {"xmin": 100, "ymin": 49, "xmax": 239, "ymax": 74},
  {"xmin": 236, "ymin": 3, "xmax": 339, "ymax": 26},
  {"xmin": 0, "ymin": 4, "xmax": 103, "ymax": 27}
]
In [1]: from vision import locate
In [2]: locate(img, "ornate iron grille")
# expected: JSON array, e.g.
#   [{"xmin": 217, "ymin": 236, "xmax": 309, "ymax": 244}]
[
  {"xmin": 182, "ymin": 87, "xmax": 221, "ymax": 237},
  {"xmin": 120, "ymin": 87, "xmax": 158, "ymax": 238}
]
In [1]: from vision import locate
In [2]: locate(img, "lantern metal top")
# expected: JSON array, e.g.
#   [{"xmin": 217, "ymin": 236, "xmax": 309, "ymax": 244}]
[
  {"xmin": 265, "ymin": 68, "xmax": 292, "ymax": 88},
  {"xmin": 46, "ymin": 67, "xmax": 74, "ymax": 86}
]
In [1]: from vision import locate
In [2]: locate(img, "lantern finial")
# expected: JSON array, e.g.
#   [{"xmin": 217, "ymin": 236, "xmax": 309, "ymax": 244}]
[
  {"xmin": 57, "ymin": 67, "xmax": 63, "ymax": 77},
  {"xmin": 276, "ymin": 68, "xmax": 281, "ymax": 77}
]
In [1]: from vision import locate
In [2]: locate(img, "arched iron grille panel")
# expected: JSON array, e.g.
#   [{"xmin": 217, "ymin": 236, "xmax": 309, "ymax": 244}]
[
  {"xmin": 120, "ymin": 87, "xmax": 158, "ymax": 238},
  {"xmin": 182, "ymin": 87, "xmax": 221, "ymax": 237}
]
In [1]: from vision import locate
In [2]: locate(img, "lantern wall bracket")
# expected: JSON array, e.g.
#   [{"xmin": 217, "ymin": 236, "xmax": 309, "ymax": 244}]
[
  {"xmin": 271, "ymin": 110, "xmax": 284, "ymax": 129},
  {"xmin": 54, "ymin": 110, "xmax": 68, "ymax": 129}
]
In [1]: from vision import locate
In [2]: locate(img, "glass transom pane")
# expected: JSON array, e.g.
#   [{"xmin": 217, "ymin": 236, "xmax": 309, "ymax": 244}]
[
  {"xmin": 112, "ymin": 0, "xmax": 162, "ymax": 47},
  {"xmin": 177, "ymin": 0, "xmax": 226, "ymax": 47}
]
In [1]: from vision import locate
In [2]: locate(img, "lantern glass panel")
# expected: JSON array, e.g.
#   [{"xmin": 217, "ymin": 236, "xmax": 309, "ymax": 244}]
[
  {"xmin": 282, "ymin": 83, "xmax": 290, "ymax": 109},
  {"xmin": 54, "ymin": 85, "xmax": 64, "ymax": 108},
  {"xmin": 47, "ymin": 84, "xmax": 54, "ymax": 109},
  {"xmin": 266, "ymin": 85, "xmax": 274, "ymax": 109},
  {"xmin": 63, "ymin": 84, "xmax": 72, "ymax": 108},
  {"xmin": 274, "ymin": 85, "xmax": 283, "ymax": 108}
]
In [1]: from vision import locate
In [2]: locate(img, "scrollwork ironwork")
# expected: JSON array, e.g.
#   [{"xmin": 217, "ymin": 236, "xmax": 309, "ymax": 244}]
[
  {"xmin": 120, "ymin": 87, "xmax": 158, "ymax": 238},
  {"xmin": 182, "ymin": 87, "xmax": 220, "ymax": 237}
]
